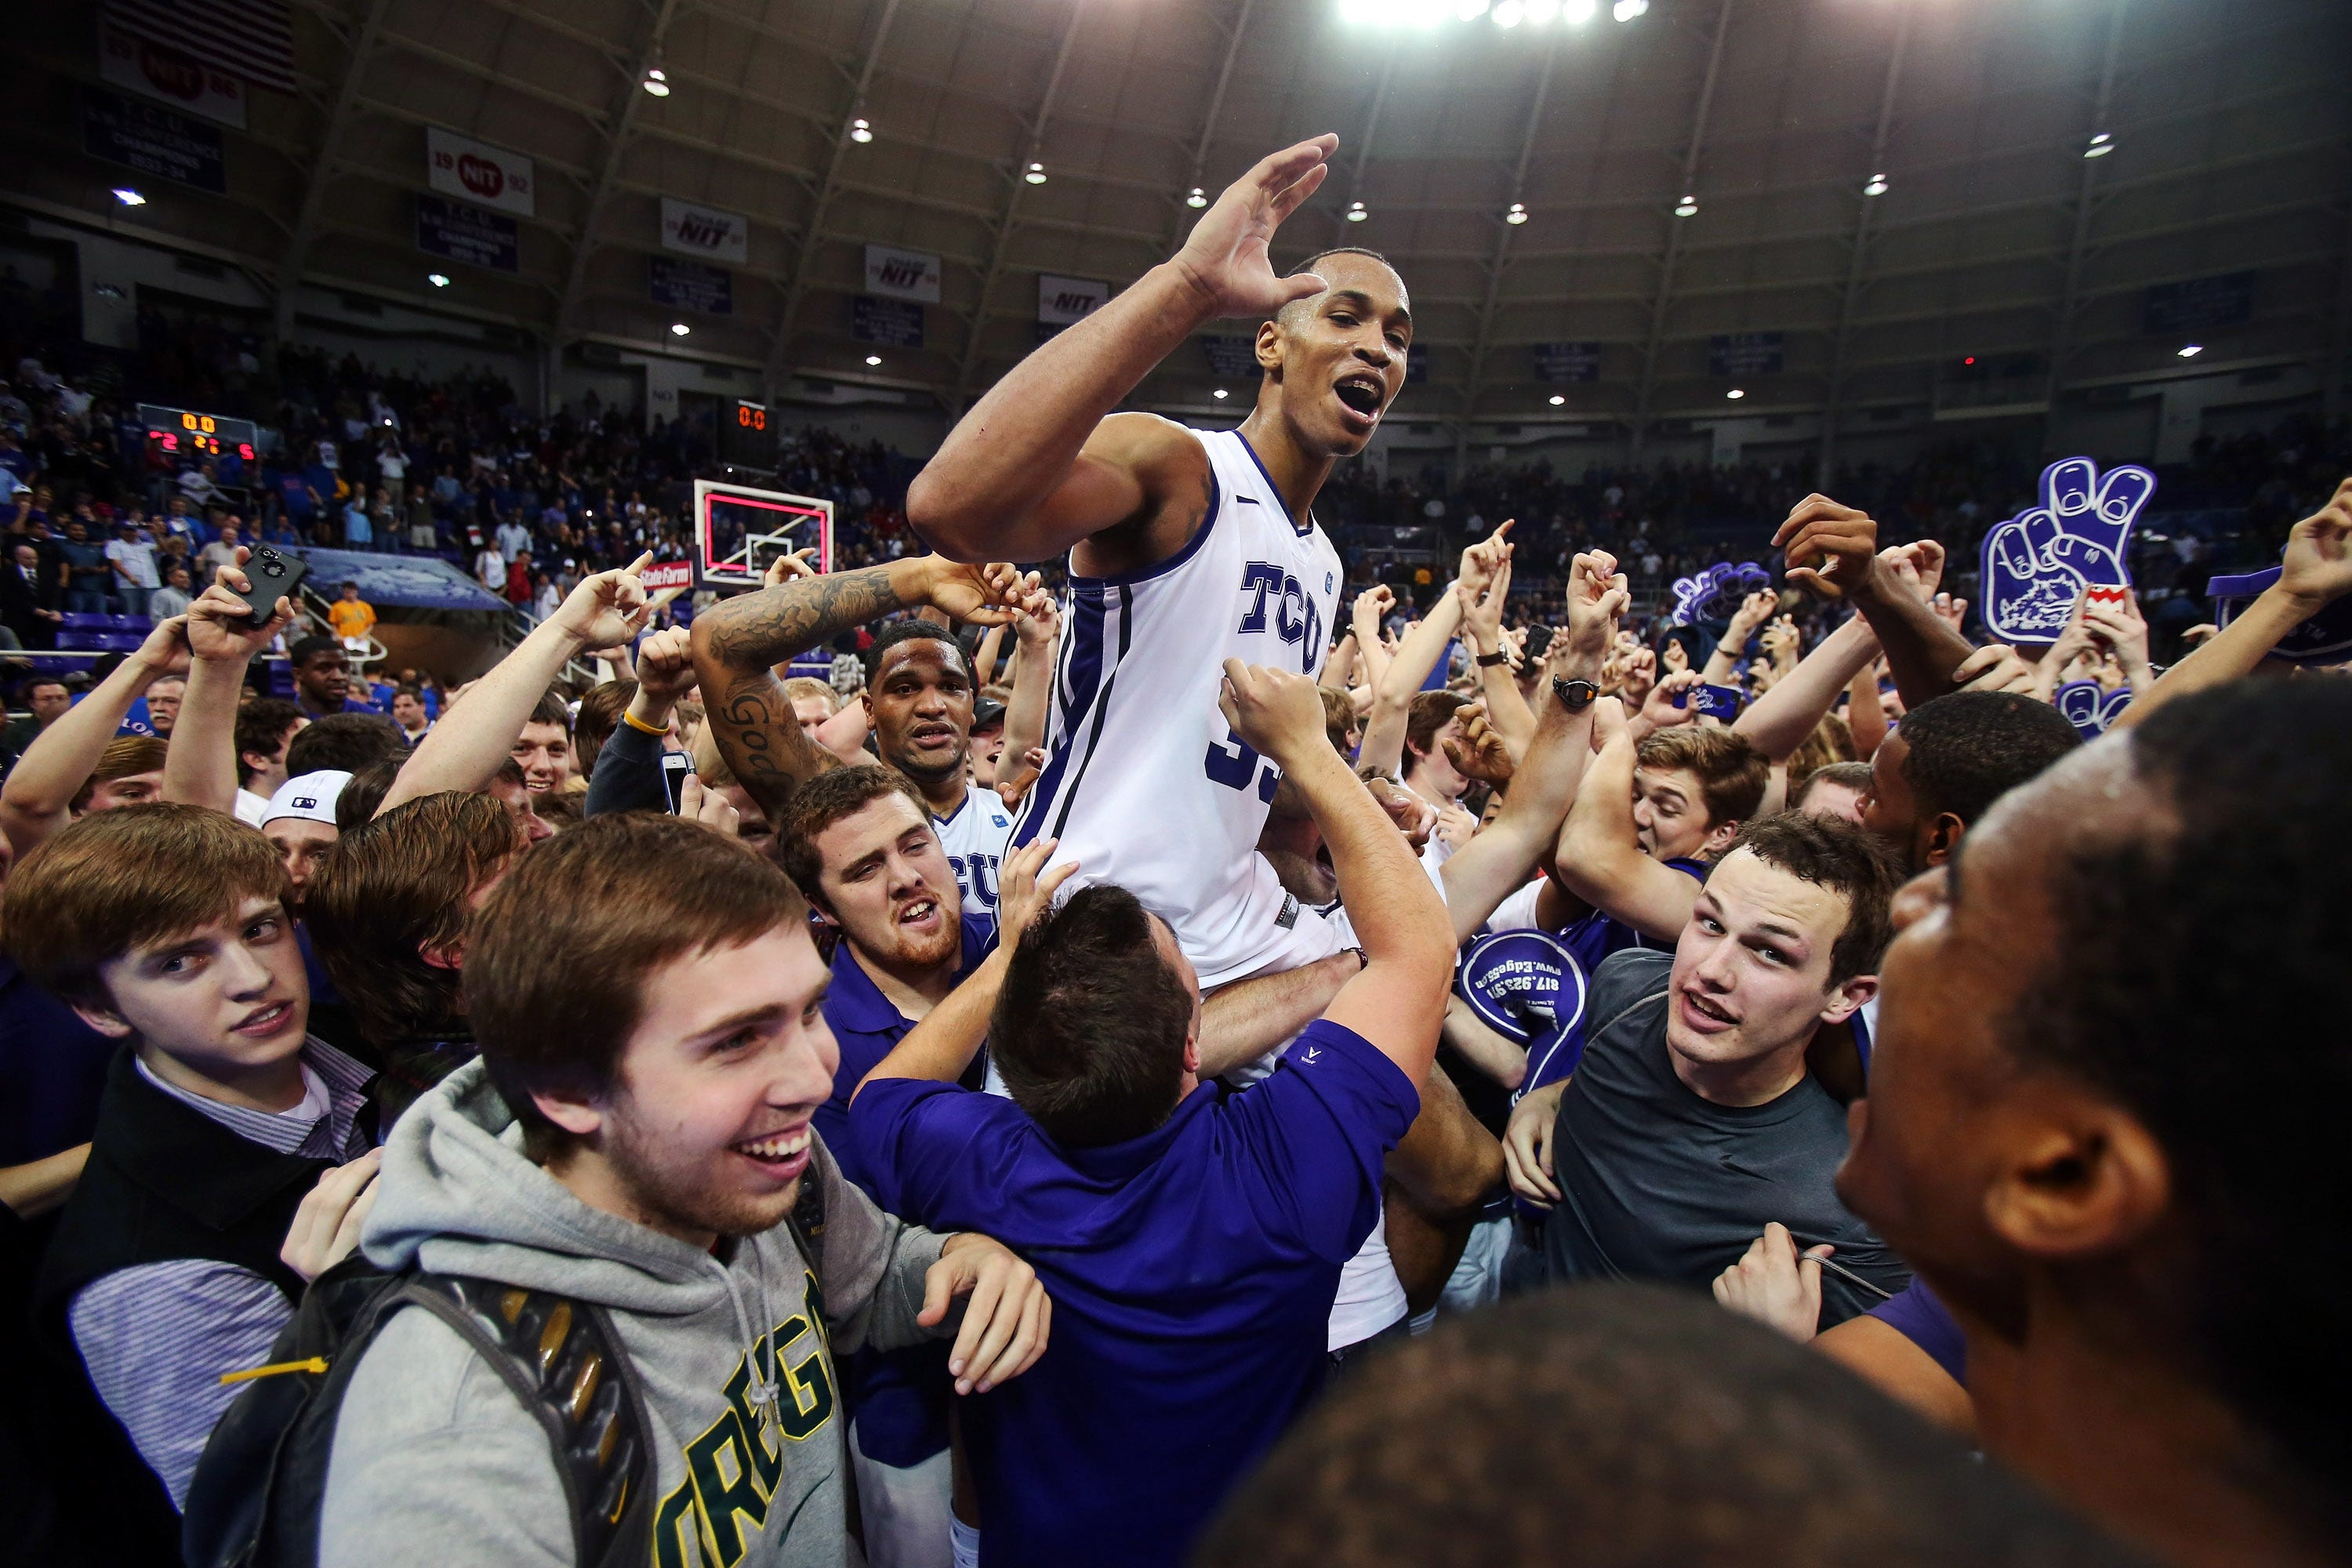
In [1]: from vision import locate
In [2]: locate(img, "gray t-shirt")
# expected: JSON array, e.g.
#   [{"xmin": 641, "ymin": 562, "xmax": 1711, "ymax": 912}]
[{"xmin": 1541, "ymin": 948, "xmax": 1907, "ymax": 1327}]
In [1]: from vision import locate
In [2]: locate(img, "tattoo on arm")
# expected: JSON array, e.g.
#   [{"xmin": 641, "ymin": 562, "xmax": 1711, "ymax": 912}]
[{"xmin": 692, "ymin": 565, "xmax": 913, "ymax": 818}]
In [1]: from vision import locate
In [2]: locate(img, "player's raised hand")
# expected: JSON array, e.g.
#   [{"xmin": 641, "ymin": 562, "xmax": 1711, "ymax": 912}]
[
  {"xmin": 1218, "ymin": 658, "xmax": 1326, "ymax": 768},
  {"xmin": 997, "ymin": 836, "xmax": 1079, "ymax": 942},
  {"xmin": 913, "ymin": 556, "xmax": 1022, "ymax": 626},
  {"xmin": 1774, "ymin": 495, "xmax": 1882, "ymax": 603},
  {"xmin": 552, "ymin": 551, "xmax": 655, "ymax": 648},
  {"xmin": 1170, "ymin": 136, "xmax": 1340, "ymax": 318}
]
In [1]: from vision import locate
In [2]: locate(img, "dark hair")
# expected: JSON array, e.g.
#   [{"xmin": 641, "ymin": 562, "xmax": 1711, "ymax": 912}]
[
  {"xmin": 2007, "ymin": 681, "xmax": 2352, "ymax": 1526},
  {"xmin": 572, "ymin": 679, "xmax": 635, "ymax": 782},
  {"xmin": 862, "ymin": 619, "xmax": 965, "ymax": 689},
  {"xmin": 336, "ymin": 755, "xmax": 403, "ymax": 829},
  {"xmin": 774, "ymin": 764, "xmax": 932, "ymax": 913},
  {"xmin": 525, "ymin": 690, "xmax": 570, "ymax": 732},
  {"xmin": 306, "ymin": 792, "xmax": 521, "ymax": 1052},
  {"xmin": 1714, "ymin": 812, "xmax": 1900, "ymax": 985},
  {"xmin": 1196, "ymin": 1284, "xmax": 2143, "ymax": 1568},
  {"xmin": 233, "ymin": 698, "xmax": 306, "ymax": 786},
  {"xmin": 288, "ymin": 634, "xmax": 341, "ymax": 668},
  {"xmin": 1792, "ymin": 759, "xmax": 1872, "ymax": 810},
  {"xmin": 285, "ymin": 711, "xmax": 405, "ymax": 776},
  {"xmin": 1896, "ymin": 691, "xmax": 2080, "ymax": 827},
  {"xmin": 1403, "ymin": 691, "xmax": 1467, "ymax": 770},
  {"xmin": 466, "ymin": 815, "xmax": 806, "ymax": 1159},
  {"xmin": 990, "ymin": 884, "xmax": 1194, "ymax": 1147},
  {"xmin": 1637, "ymin": 725, "xmax": 1769, "ymax": 829}
]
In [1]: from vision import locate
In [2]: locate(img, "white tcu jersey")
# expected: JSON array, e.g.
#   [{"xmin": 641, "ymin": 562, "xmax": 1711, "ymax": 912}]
[
  {"xmin": 935, "ymin": 780, "xmax": 1014, "ymax": 925},
  {"xmin": 1013, "ymin": 426, "xmax": 1344, "ymax": 989}
]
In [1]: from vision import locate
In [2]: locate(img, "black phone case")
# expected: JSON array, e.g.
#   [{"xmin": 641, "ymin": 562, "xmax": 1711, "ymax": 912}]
[{"xmin": 237, "ymin": 546, "xmax": 310, "ymax": 626}]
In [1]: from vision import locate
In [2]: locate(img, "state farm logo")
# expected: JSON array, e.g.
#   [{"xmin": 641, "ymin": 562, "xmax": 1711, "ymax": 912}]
[
  {"xmin": 877, "ymin": 258, "xmax": 928, "ymax": 289},
  {"xmin": 458, "ymin": 154, "xmax": 505, "ymax": 200}
]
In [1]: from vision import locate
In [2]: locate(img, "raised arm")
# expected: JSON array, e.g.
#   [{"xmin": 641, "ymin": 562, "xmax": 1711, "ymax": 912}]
[
  {"xmin": 379, "ymin": 556, "xmax": 655, "ymax": 817},
  {"xmin": 2114, "ymin": 478, "xmax": 2352, "ymax": 729},
  {"xmin": 1702, "ymin": 591, "xmax": 1777, "ymax": 687},
  {"xmin": 1221, "ymin": 659, "xmax": 1454, "ymax": 1085},
  {"xmin": 1457, "ymin": 556, "xmax": 1535, "ymax": 757},
  {"xmin": 908, "ymin": 137, "xmax": 1337, "ymax": 565},
  {"xmin": 1359, "ymin": 522, "xmax": 1512, "ymax": 777},
  {"xmin": 1349, "ymin": 584, "xmax": 1395, "ymax": 695},
  {"xmin": 1773, "ymin": 497, "xmax": 1976, "ymax": 709},
  {"xmin": 998, "ymin": 583, "xmax": 1058, "ymax": 772},
  {"xmin": 1733, "ymin": 612, "xmax": 1880, "ymax": 762},
  {"xmin": 1, "ymin": 617, "xmax": 187, "ymax": 858},
  {"xmin": 164, "ymin": 560, "xmax": 299, "ymax": 815},
  {"xmin": 688, "ymin": 556, "xmax": 1017, "ymax": 820},
  {"xmin": 1553, "ymin": 699, "xmax": 1700, "ymax": 942}
]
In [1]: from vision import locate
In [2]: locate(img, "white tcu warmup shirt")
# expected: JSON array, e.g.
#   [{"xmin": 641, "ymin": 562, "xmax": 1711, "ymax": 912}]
[
  {"xmin": 934, "ymin": 779, "xmax": 1014, "ymax": 928},
  {"xmin": 1014, "ymin": 425, "xmax": 1345, "ymax": 990}
]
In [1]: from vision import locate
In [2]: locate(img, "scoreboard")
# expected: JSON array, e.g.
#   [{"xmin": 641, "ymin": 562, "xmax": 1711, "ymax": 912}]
[
  {"xmin": 138, "ymin": 403, "xmax": 258, "ymax": 463},
  {"xmin": 717, "ymin": 397, "xmax": 778, "ymax": 470}
]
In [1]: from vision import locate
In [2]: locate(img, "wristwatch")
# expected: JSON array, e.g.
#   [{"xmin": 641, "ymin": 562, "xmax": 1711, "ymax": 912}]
[
  {"xmin": 1552, "ymin": 676, "xmax": 1599, "ymax": 713},
  {"xmin": 1475, "ymin": 649, "xmax": 1510, "ymax": 668}
]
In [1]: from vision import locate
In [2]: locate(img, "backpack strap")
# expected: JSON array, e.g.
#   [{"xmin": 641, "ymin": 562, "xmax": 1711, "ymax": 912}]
[{"xmin": 394, "ymin": 1277, "xmax": 654, "ymax": 1568}]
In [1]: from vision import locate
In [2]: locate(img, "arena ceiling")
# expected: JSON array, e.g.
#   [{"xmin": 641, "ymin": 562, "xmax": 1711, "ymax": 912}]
[{"xmin": 11, "ymin": 0, "xmax": 2350, "ymax": 455}]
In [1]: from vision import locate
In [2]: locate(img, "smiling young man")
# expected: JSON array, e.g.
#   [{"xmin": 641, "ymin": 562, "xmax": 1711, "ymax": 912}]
[
  {"xmin": 318, "ymin": 815, "xmax": 1051, "ymax": 1568},
  {"xmin": 1506, "ymin": 811, "xmax": 1908, "ymax": 1327},
  {"xmin": 15, "ymin": 806, "xmax": 380, "ymax": 1508}
]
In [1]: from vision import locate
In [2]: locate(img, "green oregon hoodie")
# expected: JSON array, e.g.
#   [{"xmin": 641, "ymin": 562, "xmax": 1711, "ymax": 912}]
[{"xmin": 320, "ymin": 1059, "xmax": 953, "ymax": 1568}]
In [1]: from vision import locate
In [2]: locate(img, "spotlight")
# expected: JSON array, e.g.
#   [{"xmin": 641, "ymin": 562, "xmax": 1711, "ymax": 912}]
[
  {"xmin": 426, "ymin": 273, "xmax": 451, "ymax": 288},
  {"xmin": 1025, "ymin": 162, "xmax": 1047, "ymax": 184},
  {"xmin": 849, "ymin": 117, "xmax": 873, "ymax": 143},
  {"xmin": 1457, "ymin": 0, "xmax": 1490, "ymax": 17},
  {"xmin": 1504, "ymin": 202, "xmax": 1528, "ymax": 225},
  {"xmin": 1525, "ymin": 0, "xmax": 1559, "ymax": 24},
  {"xmin": 641, "ymin": 65, "xmax": 670, "ymax": 98},
  {"xmin": 1612, "ymin": 0, "xmax": 1646, "ymax": 17},
  {"xmin": 1213, "ymin": 388, "xmax": 1229, "ymax": 400},
  {"xmin": 1673, "ymin": 194, "xmax": 1698, "ymax": 217},
  {"xmin": 670, "ymin": 322, "xmax": 691, "ymax": 336},
  {"xmin": 1862, "ymin": 172, "xmax": 1889, "ymax": 196},
  {"xmin": 2177, "ymin": 344, "xmax": 2202, "ymax": 358},
  {"xmin": 1563, "ymin": 0, "xmax": 1596, "ymax": 20},
  {"xmin": 112, "ymin": 187, "xmax": 147, "ymax": 206},
  {"xmin": 1346, "ymin": 200, "xmax": 1369, "ymax": 222},
  {"xmin": 1726, "ymin": 388, "xmax": 1744, "ymax": 399},
  {"xmin": 1186, "ymin": 187, "xmax": 1207, "ymax": 208},
  {"xmin": 2084, "ymin": 132, "xmax": 2113, "ymax": 159},
  {"xmin": 1494, "ymin": 0, "xmax": 1524, "ymax": 26},
  {"xmin": 1548, "ymin": 394, "xmax": 1566, "ymax": 405},
  {"xmin": 866, "ymin": 354, "xmax": 883, "ymax": 366}
]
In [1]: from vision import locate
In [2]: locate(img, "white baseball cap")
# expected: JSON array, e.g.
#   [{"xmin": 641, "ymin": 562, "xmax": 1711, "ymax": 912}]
[{"xmin": 263, "ymin": 770, "xmax": 350, "ymax": 829}]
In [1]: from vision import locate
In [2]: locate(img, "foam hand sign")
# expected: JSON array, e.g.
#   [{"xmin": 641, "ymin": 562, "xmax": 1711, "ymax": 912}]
[
  {"xmin": 1980, "ymin": 458, "xmax": 2156, "ymax": 644},
  {"xmin": 1668, "ymin": 560, "xmax": 1772, "ymax": 626},
  {"xmin": 2053, "ymin": 679, "xmax": 2132, "ymax": 741}
]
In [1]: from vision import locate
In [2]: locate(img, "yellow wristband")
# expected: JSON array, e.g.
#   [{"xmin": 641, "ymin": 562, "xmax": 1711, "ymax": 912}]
[{"xmin": 621, "ymin": 710, "xmax": 667, "ymax": 736}]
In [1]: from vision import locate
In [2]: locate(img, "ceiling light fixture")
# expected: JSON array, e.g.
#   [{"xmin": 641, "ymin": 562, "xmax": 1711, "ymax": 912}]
[
  {"xmin": 641, "ymin": 65, "xmax": 670, "ymax": 98},
  {"xmin": 1457, "ymin": 0, "xmax": 1491, "ymax": 17},
  {"xmin": 1025, "ymin": 162, "xmax": 1047, "ymax": 184},
  {"xmin": 1726, "ymin": 388, "xmax": 1744, "ymax": 399},
  {"xmin": 112, "ymin": 187, "xmax": 147, "ymax": 206},
  {"xmin": 1862, "ymin": 172, "xmax": 1889, "ymax": 196},
  {"xmin": 849, "ymin": 117, "xmax": 873, "ymax": 143},
  {"xmin": 1612, "ymin": 0, "xmax": 1646, "ymax": 17},
  {"xmin": 2084, "ymin": 132, "xmax": 2114, "ymax": 159},
  {"xmin": 1548, "ymin": 394, "xmax": 1566, "ymax": 405},
  {"xmin": 1346, "ymin": 200, "xmax": 1369, "ymax": 222},
  {"xmin": 1505, "ymin": 202, "xmax": 1528, "ymax": 225},
  {"xmin": 865, "ymin": 354, "xmax": 883, "ymax": 366},
  {"xmin": 670, "ymin": 322, "xmax": 691, "ymax": 336},
  {"xmin": 1494, "ymin": 0, "xmax": 1524, "ymax": 27},
  {"xmin": 2177, "ymin": 344, "xmax": 2202, "ymax": 358},
  {"xmin": 426, "ymin": 272, "xmax": 451, "ymax": 288},
  {"xmin": 1213, "ymin": 388, "xmax": 1229, "ymax": 399},
  {"xmin": 1563, "ymin": 0, "xmax": 1597, "ymax": 21},
  {"xmin": 1186, "ymin": 187, "xmax": 1207, "ymax": 208},
  {"xmin": 1525, "ymin": 0, "xmax": 1559, "ymax": 24},
  {"xmin": 1674, "ymin": 194, "xmax": 1698, "ymax": 217}
]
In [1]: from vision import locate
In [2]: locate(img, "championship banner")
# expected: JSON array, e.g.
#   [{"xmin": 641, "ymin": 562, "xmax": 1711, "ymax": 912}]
[
  {"xmin": 659, "ymin": 198, "xmax": 750, "ymax": 264},
  {"xmin": 426, "ymin": 127, "xmax": 535, "ymax": 217},
  {"xmin": 852, "ymin": 296, "xmax": 924, "ymax": 348},
  {"xmin": 82, "ymin": 86, "xmax": 226, "ymax": 194},
  {"xmin": 649, "ymin": 256, "xmax": 732, "ymax": 315},
  {"xmin": 100, "ymin": 22, "xmax": 247, "ymax": 128},
  {"xmin": 1708, "ymin": 332, "xmax": 1783, "ymax": 376},
  {"xmin": 1979, "ymin": 457, "xmax": 2154, "ymax": 645},
  {"xmin": 864, "ymin": 245, "xmax": 942, "ymax": 303},
  {"xmin": 1037, "ymin": 274, "xmax": 1110, "ymax": 327},
  {"xmin": 1534, "ymin": 342, "xmax": 1601, "ymax": 384},
  {"xmin": 416, "ymin": 194, "xmax": 518, "ymax": 274}
]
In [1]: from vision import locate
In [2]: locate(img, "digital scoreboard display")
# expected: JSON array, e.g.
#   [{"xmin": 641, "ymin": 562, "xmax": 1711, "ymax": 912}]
[
  {"xmin": 717, "ymin": 397, "xmax": 777, "ymax": 470},
  {"xmin": 138, "ymin": 403, "xmax": 257, "ymax": 463}
]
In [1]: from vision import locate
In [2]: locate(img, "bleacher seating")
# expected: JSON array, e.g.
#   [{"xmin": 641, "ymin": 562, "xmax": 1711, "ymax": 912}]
[{"xmin": 56, "ymin": 612, "xmax": 158, "ymax": 654}]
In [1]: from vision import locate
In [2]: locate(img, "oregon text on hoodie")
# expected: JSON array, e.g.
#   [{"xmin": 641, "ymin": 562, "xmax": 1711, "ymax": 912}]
[{"xmin": 320, "ymin": 1060, "xmax": 956, "ymax": 1568}]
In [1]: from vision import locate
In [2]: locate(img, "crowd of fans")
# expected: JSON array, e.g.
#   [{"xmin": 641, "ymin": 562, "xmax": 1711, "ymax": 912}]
[{"xmin": 2, "ymin": 215, "xmax": 2350, "ymax": 1568}]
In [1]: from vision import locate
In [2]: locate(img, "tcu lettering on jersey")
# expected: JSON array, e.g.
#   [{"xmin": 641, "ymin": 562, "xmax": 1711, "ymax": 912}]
[{"xmin": 1236, "ymin": 561, "xmax": 1325, "ymax": 673}]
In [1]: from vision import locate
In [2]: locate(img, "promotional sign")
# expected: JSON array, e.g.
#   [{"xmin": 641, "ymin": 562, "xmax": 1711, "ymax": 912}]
[
  {"xmin": 81, "ymin": 85, "xmax": 226, "ymax": 193},
  {"xmin": 2053, "ymin": 680, "xmax": 2132, "ymax": 741},
  {"xmin": 659, "ymin": 197, "xmax": 750, "ymax": 264},
  {"xmin": 1534, "ymin": 342, "xmax": 1602, "ymax": 383},
  {"xmin": 1202, "ymin": 336, "xmax": 1258, "ymax": 379},
  {"xmin": 1675, "ymin": 683, "xmax": 1746, "ymax": 721},
  {"xmin": 1457, "ymin": 929, "xmax": 1588, "ymax": 1048},
  {"xmin": 416, "ymin": 194, "xmax": 519, "ymax": 274},
  {"xmin": 649, "ymin": 256, "xmax": 732, "ymax": 315},
  {"xmin": 1979, "ymin": 456, "xmax": 2155, "ymax": 645},
  {"xmin": 2143, "ymin": 272, "xmax": 2254, "ymax": 336},
  {"xmin": 426, "ymin": 127, "xmax": 535, "ymax": 217},
  {"xmin": 2209, "ymin": 564, "xmax": 2352, "ymax": 666},
  {"xmin": 1668, "ymin": 560, "xmax": 1771, "ymax": 627},
  {"xmin": 1037, "ymin": 273, "xmax": 1111, "ymax": 327},
  {"xmin": 636, "ymin": 561, "xmax": 696, "ymax": 593},
  {"xmin": 100, "ymin": 23, "xmax": 246, "ymax": 128},
  {"xmin": 852, "ymin": 296, "xmax": 924, "ymax": 348},
  {"xmin": 1708, "ymin": 332, "xmax": 1783, "ymax": 376},
  {"xmin": 864, "ymin": 245, "xmax": 942, "ymax": 303}
]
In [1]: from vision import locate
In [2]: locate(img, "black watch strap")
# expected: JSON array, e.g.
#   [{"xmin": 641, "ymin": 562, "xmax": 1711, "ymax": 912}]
[
  {"xmin": 1475, "ymin": 649, "xmax": 1510, "ymax": 667},
  {"xmin": 1552, "ymin": 676, "xmax": 1599, "ymax": 713}
]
